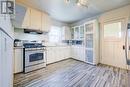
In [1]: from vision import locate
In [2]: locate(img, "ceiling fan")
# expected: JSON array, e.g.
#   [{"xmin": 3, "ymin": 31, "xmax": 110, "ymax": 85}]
[{"xmin": 65, "ymin": 0, "xmax": 89, "ymax": 7}]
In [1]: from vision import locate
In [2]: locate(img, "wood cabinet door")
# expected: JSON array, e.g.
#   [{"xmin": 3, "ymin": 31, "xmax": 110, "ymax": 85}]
[
  {"xmin": 30, "ymin": 8, "xmax": 42, "ymax": 30},
  {"xmin": 22, "ymin": 8, "xmax": 30, "ymax": 29},
  {"xmin": 42, "ymin": 13, "xmax": 51, "ymax": 32},
  {"xmin": 62, "ymin": 26, "xmax": 71, "ymax": 40}
]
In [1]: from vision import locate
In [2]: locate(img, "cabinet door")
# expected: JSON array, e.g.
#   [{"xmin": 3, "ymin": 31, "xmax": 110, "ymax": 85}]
[
  {"xmin": 22, "ymin": 8, "xmax": 30, "ymax": 29},
  {"xmin": 73, "ymin": 47, "xmax": 78, "ymax": 59},
  {"xmin": 62, "ymin": 47, "xmax": 67, "ymax": 59},
  {"xmin": 74, "ymin": 27, "xmax": 80, "ymax": 39},
  {"xmin": 14, "ymin": 49, "xmax": 23, "ymax": 73},
  {"xmin": 30, "ymin": 8, "xmax": 42, "ymax": 30},
  {"xmin": 14, "ymin": 4, "xmax": 27, "ymax": 28},
  {"xmin": 0, "ymin": 32, "xmax": 13, "ymax": 87},
  {"xmin": 79, "ymin": 25, "xmax": 84, "ymax": 39},
  {"xmin": 55, "ymin": 47, "xmax": 60, "ymax": 61},
  {"xmin": 71, "ymin": 47, "xmax": 75, "ymax": 58},
  {"xmin": 47, "ymin": 47, "xmax": 57, "ymax": 64},
  {"xmin": 47, "ymin": 47, "xmax": 53, "ymax": 64},
  {"xmin": 71, "ymin": 28, "xmax": 74, "ymax": 39},
  {"xmin": 62, "ymin": 26, "xmax": 71, "ymax": 40},
  {"xmin": 65, "ymin": 47, "xmax": 71, "ymax": 58},
  {"xmin": 42, "ymin": 13, "xmax": 51, "ymax": 32},
  {"xmin": 79, "ymin": 47, "xmax": 85, "ymax": 61}
]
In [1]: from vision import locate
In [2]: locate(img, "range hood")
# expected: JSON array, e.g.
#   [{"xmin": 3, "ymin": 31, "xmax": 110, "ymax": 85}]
[{"xmin": 24, "ymin": 29, "xmax": 43, "ymax": 34}]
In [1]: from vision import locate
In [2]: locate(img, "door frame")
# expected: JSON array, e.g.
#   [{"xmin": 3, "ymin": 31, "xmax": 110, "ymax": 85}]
[{"xmin": 100, "ymin": 18, "xmax": 128, "ymax": 69}]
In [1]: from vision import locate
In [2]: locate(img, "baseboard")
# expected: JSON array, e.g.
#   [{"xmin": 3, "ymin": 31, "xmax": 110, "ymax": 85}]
[
  {"xmin": 128, "ymin": 71, "xmax": 130, "ymax": 87},
  {"xmin": 99, "ymin": 63, "xmax": 128, "ymax": 70},
  {"xmin": 47, "ymin": 58, "xmax": 72, "ymax": 65},
  {"xmin": 47, "ymin": 58, "xmax": 87, "ymax": 65}
]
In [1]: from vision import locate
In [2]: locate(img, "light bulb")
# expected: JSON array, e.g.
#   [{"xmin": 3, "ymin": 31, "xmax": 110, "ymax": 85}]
[
  {"xmin": 77, "ymin": 2, "xmax": 81, "ymax": 6},
  {"xmin": 65, "ymin": 0, "xmax": 70, "ymax": 3}
]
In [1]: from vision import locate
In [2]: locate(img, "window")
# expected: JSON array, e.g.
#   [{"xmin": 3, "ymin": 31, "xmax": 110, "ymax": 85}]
[
  {"xmin": 104, "ymin": 22, "xmax": 122, "ymax": 38},
  {"xmin": 49, "ymin": 26, "xmax": 62, "ymax": 43}
]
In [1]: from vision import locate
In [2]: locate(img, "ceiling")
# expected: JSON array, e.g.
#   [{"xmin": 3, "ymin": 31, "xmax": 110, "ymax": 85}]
[{"xmin": 19, "ymin": 0, "xmax": 130, "ymax": 23}]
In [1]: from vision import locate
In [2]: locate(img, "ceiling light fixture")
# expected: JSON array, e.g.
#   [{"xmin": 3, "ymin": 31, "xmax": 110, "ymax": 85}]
[
  {"xmin": 65, "ymin": 0, "xmax": 88, "ymax": 8},
  {"xmin": 77, "ymin": 0, "xmax": 88, "ymax": 7},
  {"xmin": 65, "ymin": 0, "xmax": 71, "ymax": 3}
]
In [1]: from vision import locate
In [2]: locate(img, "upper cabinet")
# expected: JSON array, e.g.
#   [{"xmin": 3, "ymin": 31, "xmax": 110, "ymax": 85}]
[
  {"xmin": 30, "ymin": 8, "xmax": 42, "ymax": 30},
  {"xmin": 84, "ymin": 20, "xmax": 99, "ymax": 65},
  {"xmin": 22, "ymin": 7, "xmax": 30, "ymax": 29},
  {"xmin": 71, "ymin": 25, "xmax": 84, "ymax": 40},
  {"xmin": 13, "ymin": 4, "xmax": 28, "ymax": 28},
  {"xmin": 61, "ymin": 26, "xmax": 71, "ymax": 40},
  {"xmin": 13, "ymin": 4, "xmax": 51, "ymax": 32},
  {"xmin": 41, "ymin": 13, "xmax": 51, "ymax": 32}
]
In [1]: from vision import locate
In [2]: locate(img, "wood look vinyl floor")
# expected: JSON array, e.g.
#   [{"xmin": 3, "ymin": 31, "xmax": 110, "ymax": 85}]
[{"xmin": 14, "ymin": 59, "xmax": 129, "ymax": 87}]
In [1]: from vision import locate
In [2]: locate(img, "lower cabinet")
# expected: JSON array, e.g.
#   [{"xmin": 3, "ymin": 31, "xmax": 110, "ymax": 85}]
[
  {"xmin": 46, "ymin": 46, "xmax": 85, "ymax": 64},
  {"xmin": 71, "ymin": 46, "xmax": 85, "ymax": 62},
  {"xmin": 14, "ymin": 48, "xmax": 23, "ymax": 73},
  {"xmin": 46, "ymin": 46, "xmax": 71, "ymax": 64},
  {"xmin": 46, "ymin": 47, "xmax": 55, "ymax": 64}
]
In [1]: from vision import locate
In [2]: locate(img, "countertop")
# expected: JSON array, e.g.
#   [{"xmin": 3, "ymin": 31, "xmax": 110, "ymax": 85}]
[
  {"xmin": 14, "ymin": 47, "xmax": 24, "ymax": 49},
  {"xmin": 13, "ymin": 45, "xmax": 84, "ymax": 49}
]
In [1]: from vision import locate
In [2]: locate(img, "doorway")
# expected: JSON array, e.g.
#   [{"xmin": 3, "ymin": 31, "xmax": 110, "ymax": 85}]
[{"xmin": 101, "ymin": 19, "xmax": 127, "ymax": 69}]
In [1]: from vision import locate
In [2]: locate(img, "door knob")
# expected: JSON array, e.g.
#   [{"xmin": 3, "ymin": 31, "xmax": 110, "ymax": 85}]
[{"xmin": 123, "ymin": 45, "xmax": 125, "ymax": 50}]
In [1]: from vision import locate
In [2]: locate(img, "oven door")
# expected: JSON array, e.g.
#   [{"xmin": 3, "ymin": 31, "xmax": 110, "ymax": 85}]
[{"xmin": 25, "ymin": 48, "xmax": 45, "ymax": 67}]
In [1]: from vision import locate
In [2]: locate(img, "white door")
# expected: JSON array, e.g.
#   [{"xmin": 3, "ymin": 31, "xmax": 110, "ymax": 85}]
[
  {"xmin": 1, "ymin": 31, "xmax": 13, "ymax": 87},
  {"xmin": 101, "ymin": 19, "xmax": 127, "ymax": 69}
]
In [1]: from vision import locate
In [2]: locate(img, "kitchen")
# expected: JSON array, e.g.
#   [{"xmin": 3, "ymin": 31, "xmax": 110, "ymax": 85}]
[{"xmin": 0, "ymin": 0, "xmax": 130, "ymax": 87}]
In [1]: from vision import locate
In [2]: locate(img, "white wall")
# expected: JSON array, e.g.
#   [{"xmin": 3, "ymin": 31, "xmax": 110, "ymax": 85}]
[
  {"xmin": 0, "ymin": 15, "xmax": 14, "ymax": 38},
  {"xmin": 99, "ymin": 5, "xmax": 130, "ymax": 23},
  {"xmin": 14, "ymin": 28, "xmax": 47, "ymax": 41},
  {"xmin": 70, "ymin": 5, "xmax": 130, "ymax": 27},
  {"xmin": 51, "ymin": 18, "xmax": 69, "ymax": 27},
  {"xmin": 14, "ymin": 18, "xmax": 68, "ymax": 42},
  {"xmin": 70, "ymin": 15, "xmax": 100, "ymax": 27},
  {"xmin": 0, "ymin": 0, "xmax": 14, "ymax": 38}
]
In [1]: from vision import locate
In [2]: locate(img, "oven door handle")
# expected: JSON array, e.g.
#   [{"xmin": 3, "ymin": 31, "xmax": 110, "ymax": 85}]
[{"xmin": 25, "ymin": 49, "xmax": 45, "ymax": 51}]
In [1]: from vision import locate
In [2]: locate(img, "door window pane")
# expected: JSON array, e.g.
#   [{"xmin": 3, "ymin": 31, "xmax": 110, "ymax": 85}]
[
  {"xmin": 74, "ymin": 27, "xmax": 79, "ymax": 39},
  {"xmin": 104, "ymin": 22, "xmax": 121, "ymax": 38},
  {"xmin": 80, "ymin": 26, "xmax": 84, "ymax": 39},
  {"xmin": 86, "ymin": 34, "xmax": 93, "ymax": 48},
  {"xmin": 85, "ymin": 23, "xmax": 93, "ymax": 32},
  {"xmin": 86, "ymin": 50, "xmax": 93, "ymax": 62}
]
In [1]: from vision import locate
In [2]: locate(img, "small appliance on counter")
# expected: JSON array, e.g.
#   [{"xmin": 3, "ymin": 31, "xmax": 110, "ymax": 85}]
[{"xmin": 14, "ymin": 39, "xmax": 23, "ymax": 47}]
